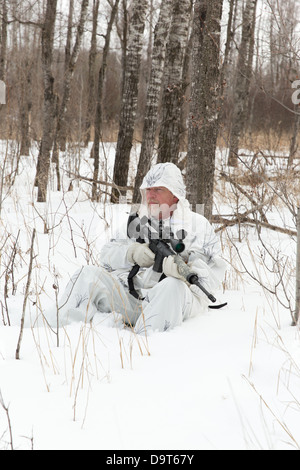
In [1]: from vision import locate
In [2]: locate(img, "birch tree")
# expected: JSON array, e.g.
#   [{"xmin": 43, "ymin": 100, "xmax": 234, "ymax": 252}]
[
  {"xmin": 295, "ymin": 207, "xmax": 300, "ymax": 325},
  {"xmin": 111, "ymin": 0, "xmax": 148, "ymax": 202},
  {"xmin": 156, "ymin": 0, "xmax": 192, "ymax": 164},
  {"xmin": 0, "ymin": 0, "xmax": 7, "ymax": 118},
  {"xmin": 35, "ymin": 0, "xmax": 58, "ymax": 203},
  {"xmin": 228, "ymin": 0, "xmax": 258, "ymax": 167},
  {"xmin": 115, "ymin": 0, "xmax": 129, "ymax": 97},
  {"xmin": 132, "ymin": 0, "xmax": 174, "ymax": 203},
  {"xmin": 0, "ymin": 0, "xmax": 7, "ymax": 83},
  {"xmin": 84, "ymin": 0, "xmax": 100, "ymax": 146},
  {"xmin": 19, "ymin": 53, "xmax": 33, "ymax": 156},
  {"xmin": 52, "ymin": 0, "xmax": 89, "ymax": 190},
  {"xmin": 186, "ymin": 0, "xmax": 223, "ymax": 221},
  {"xmin": 92, "ymin": 0, "xmax": 120, "ymax": 200}
]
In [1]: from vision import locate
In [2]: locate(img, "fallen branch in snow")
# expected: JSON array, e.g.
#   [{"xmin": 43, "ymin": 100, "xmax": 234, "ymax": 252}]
[
  {"xmin": 66, "ymin": 170, "xmax": 134, "ymax": 192},
  {"xmin": 212, "ymin": 214, "xmax": 297, "ymax": 237}
]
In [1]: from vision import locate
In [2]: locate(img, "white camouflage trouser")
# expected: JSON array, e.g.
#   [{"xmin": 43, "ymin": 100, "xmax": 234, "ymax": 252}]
[{"xmin": 44, "ymin": 266, "xmax": 207, "ymax": 334}]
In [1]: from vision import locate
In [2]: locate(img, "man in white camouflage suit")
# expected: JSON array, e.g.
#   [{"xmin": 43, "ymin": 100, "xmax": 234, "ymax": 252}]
[{"xmin": 45, "ymin": 163, "xmax": 226, "ymax": 334}]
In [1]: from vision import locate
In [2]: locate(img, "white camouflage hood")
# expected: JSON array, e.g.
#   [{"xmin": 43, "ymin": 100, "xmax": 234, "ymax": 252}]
[
  {"xmin": 140, "ymin": 162, "xmax": 186, "ymax": 201},
  {"xmin": 138, "ymin": 163, "xmax": 192, "ymax": 229}
]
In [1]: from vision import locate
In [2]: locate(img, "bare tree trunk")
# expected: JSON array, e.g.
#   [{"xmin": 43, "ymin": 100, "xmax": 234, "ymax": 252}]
[
  {"xmin": 52, "ymin": 0, "xmax": 89, "ymax": 191},
  {"xmin": 132, "ymin": 0, "xmax": 174, "ymax": 203},
  {"xmin": 65, "ymin": 0, "xmax": 74, "ymax": 69},
  {"xmin": 228, "ymin": 0, "xmax": 258, "ymax": 167},
  {"xmin": 219, "ymin": 0, "xmax": 236, "ymax": 101},
  {"xmin": 112, "ymin": 0, "xmax": 148, "ymax": 202},
  {"xmin": 0, "ymin": 0, "xmax": 7, "ymax": 82},
  {"xmin": 186, "ymin": 0, "xmax": 223, "ymax": 221},
  {"xmin": 84, "ymin": 0, "xmax": 100, "ymax": 147},
  {"xmin": 179, "ymin": 13, "xmax": 193, "ymax": 154},
  {"xmin": 288, "ymin": 109, "xmax": 300, "ymax": 165},
  {"xmin": 294, "ymin": 207, "xmax": 300, "ymax": 325},
  {"xmin": 156, "ymin": 0, "xmax": 191, "ymax": 165},
  {"xmin": 35, "ymin": 0, "xmax": 58, "ymax": 203},
  {"xmin": 18, "ymin": 21, "xmax": 37, "ymax": 156},
  {"xmin": 115, "ymin": 0, "xmax": 129, "ymax": 96},
  {"xmin": 92, "ymin": 0, "xmax": 120, "ymax": 201},
  {"xmin": 19, "ymin": 57, "xmax": 32, "ymax": 156},
  {"xmin": 0, "ymin": 0, "xmax": 7, "ymax": 120}
]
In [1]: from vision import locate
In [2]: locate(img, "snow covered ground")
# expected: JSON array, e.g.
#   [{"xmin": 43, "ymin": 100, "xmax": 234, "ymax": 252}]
[{"xmin": 0, "ymin": 141, "xmax": 299, "ymax": 451}]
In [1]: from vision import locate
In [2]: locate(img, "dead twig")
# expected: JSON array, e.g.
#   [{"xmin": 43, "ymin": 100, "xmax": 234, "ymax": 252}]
[
  {"xmin": 16, "ymin": 229, "xmax": 36, "ymax": 360},
  {"xmin": 0, "ymin": 389, "xmax": 14, "ymax": 450}
]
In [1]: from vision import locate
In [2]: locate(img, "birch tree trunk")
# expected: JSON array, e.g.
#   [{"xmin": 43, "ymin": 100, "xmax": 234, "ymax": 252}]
[
  {"xmin": 84, "ymin": 0, "xmax": 100, "ymax": 147},
  {"xmin": 35, "ymin": 0, "xmax": 58, "ymax": 203},
  {"xmin": 92, "ymin": 0, "xmax": 120, "ymax": 201},
  {"xmin": 288, "ymin": 110, "xmax": 300, "ymax": 166},
  {"xmin": 115, "ymin": 0, "xmax": 129, "ymax": 97},
  {"xmin": 294, "ymin": 207, "xmax": 300, "ymax": 325},
  {"xmin": 0, "ymin": 0, "xmax": 7, "ymax": 82},
  {"xmin": 52, "ymin": 0, "xmax": 89, "ymax": 190},
  {"xmin": 112, "ymin": 0, "xmax": 148, "ymax": 202},
  {"xmin": 0, "ymin": 0, "xmax": 7, "ymax": 118},
  {"xmin": 186, "ymin": 0, "xmax": 223, "ymax": 221},
  {"xmin": 156, "ymin": 0, "xmax": 191, "ymax": 165},
  {"xmin": 228, "ymin": 0, "xmax": 257, "ymax": 167},
  {"xmin": 219, "ymin": 0, "xmax": 236, "ymax": 100},
  {"xmin": 132, "ymin": 0, "xmax": 174, "ymax": 203},
  {"xmin": 19, "ymin": 56, "xmax": 32, "ymax": 156}
]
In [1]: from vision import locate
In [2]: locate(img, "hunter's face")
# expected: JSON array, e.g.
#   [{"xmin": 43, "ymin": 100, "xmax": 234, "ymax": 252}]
[{"xmin": 146, "ymin": 186, "xmax": 179, "ymax": 219}]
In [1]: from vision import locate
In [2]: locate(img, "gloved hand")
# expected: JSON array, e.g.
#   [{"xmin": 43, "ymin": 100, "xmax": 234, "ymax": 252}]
[
  {"xmin": 127, "ymin": 243, "xmax": 155, "ymax": 267},
  {"xmin": 162, "ymin": 255, "xmax": 185, "ymax": 280}
]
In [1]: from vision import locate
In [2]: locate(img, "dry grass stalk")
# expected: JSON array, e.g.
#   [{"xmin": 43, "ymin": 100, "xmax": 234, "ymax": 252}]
[{"xmin": 16, "ymin": 228, "xmax": 36, "ymax": 360}]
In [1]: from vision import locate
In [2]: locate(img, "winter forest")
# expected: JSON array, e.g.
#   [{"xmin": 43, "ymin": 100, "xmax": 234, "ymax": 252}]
[{"xmin": 0, "ymin": 0, "xmax": 300, "ymax": 451}]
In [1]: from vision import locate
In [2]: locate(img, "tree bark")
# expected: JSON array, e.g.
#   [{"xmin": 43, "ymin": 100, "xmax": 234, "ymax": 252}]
[
  {"xmin": 288, "ymin": 109, "xmax": 300, "ymax": 166},
  {"xmin": 156, "ymin": 0, "xmax": 192, "ymax": 165},
  {"xmin": 186, "ymin": 0, "xmax": 223, "ymax": 221},
  {"xmin": 0, "ymin": 0, "xmax": 7, "ymax": 117},
  {"xmin": 84, "ymin": 0, "xmax": 100, "ymax": 147},
  {"xmin": 132, "ymin": 0, "xmax": 174, "ymax": 203},
  {"xmin": 92, "ymin": 0, "xmax": 120, "ymax": 201},
  {"xmin": 0, "ymin": 0, "xmax": 7, "ymax": 82},
  {"xmin": 19, "ymin": 57, "xmax": 32, "ymax": 156},
  {"xmin": 228, "ymin": 0, "xmax": 258, "ymax": 167},
  {"xmin": 35, "ymin": 0, "xmax": 58, "ymax": 203},
  {"xmin": 294, "ymin": 207, "xmax": 300, "ymax": 325},
  {"xmin": 115, "ymin": 0, "xmax": 129, "ymax": 96},
  {"xmin": 219, "ymin": 0, "xmax": 236, "ymax": 101},
  {"xmin": 52, "ymin": 0, "xmax": 89, "ymax": 191},
  {"xmin": 112, "ymin": 0, "xmax": 148, "ymax": 202}
]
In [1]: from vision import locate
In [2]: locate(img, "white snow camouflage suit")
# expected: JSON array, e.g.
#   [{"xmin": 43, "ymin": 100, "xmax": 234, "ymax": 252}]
[{"xmin": 45, "ymin": 163, "xmax": 227, "ymax": 334}]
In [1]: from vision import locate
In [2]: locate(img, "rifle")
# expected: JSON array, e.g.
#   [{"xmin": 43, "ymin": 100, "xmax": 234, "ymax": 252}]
[{"xmin": 128, "ymin": 214, "xmax": 227, "ymax": 308}]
